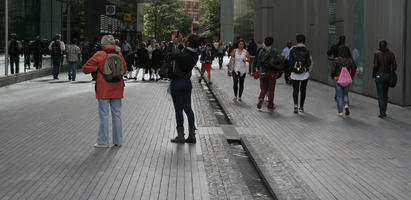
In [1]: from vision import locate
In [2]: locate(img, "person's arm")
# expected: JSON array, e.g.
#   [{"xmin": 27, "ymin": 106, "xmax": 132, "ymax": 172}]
[
  {"xmin": 82, "ymin": 52, "xmax": 101, "ymax": 74},
  {"xmin": 306, "ymin": 50, "xmax": 312, "ymax": 71},
  {"xmin": 48, "ymin": 41, "xmax": 53, "ymax": 51},
  {"xmin": 77, "ymin": 48, "xmax": 81, "ymax": 63},
  {"xmin": 61, "ymin": 42, "xmax": 65, "ymax": 52},
  {"xmin": 228, "ymin": 50, "xmax": 235, "ymax": 71},
  {"xmin": 245, "ymin": 50, "xmax": 251, "ymax": 62},
  {"xmin": 391, "ymin": 53, "xmax": 397, "ymax": 72}
]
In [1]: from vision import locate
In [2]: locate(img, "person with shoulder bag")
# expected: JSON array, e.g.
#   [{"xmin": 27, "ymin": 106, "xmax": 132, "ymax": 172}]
[
  {"xmin": 228, "ymin": 39, "xmax": 250, "ymax": 101},
  {"xmin": 373, "ymin": 40, "xmax": 397, "ymax": 118},
  {"xmin": 82, "ymin": 35, "xmax": 127, "ymax": 148},
  {"xmin": 289, "ymin": 34, "xmax": 311, "ymax": 114},
  {"xmin": 332, "ymin": 46, "xmax": 358, "ymax": 117}
]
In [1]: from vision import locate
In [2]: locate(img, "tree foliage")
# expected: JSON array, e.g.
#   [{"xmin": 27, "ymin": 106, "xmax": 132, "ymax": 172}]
[
  {"xmin": 199, "ymin": 0, "xmax": 220, "ymax": 36},
  {"xmin": 144, "ymin": 0, "xmax": 192, "ymax": 41}
]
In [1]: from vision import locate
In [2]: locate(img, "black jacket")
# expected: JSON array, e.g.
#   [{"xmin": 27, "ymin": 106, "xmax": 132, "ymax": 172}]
[
  {"xmin": 136, "ymin": 47, "xmax": 149, "ymax": 68},
  {"xmin": 169, "ymin": 48, "xmax": 199, "ymax": 80},
  {"xmin": 247, "ymin": 42, "xmax": 257, "ymax": 56}
]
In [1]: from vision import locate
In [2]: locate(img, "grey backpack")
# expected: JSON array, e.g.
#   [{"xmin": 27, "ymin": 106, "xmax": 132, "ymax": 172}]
[{"xmin": 101, "ymin": 50, "xmax": 124, "ymax": 82}]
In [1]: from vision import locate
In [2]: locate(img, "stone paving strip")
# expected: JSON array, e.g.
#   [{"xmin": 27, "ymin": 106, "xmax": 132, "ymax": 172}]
[{"xmin": 0, "ymin": 71, "xmax": 252, "ymax": 200}]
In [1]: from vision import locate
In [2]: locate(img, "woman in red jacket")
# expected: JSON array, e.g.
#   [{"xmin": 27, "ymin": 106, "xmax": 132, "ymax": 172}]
[{"xmin": 82, "ymin": 35, "xmax": 127, "ymax": 148}]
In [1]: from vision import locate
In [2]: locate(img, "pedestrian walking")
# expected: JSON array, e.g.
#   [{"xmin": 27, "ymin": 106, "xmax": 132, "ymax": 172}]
[
  {"xmin": 80, "ymin": 37, "xmax": 91, "ymax": 65},
  {"xmin": 65, "ymin": 38, "xmax": 81, "ymax": 81},
  {"xmin": 23, "ymin": 39, "xmax": 31, "ymax": 70},
  {"xmin": 327, "ymin": 35, "xmax": 350, "ymax": 60},
  {"xmin": 8, "ymin": 33, "xmax": 23, "ymax": 74},
  {"xmin": 373, "ymin": 40, "xmax": 397, "ymax": 118},
  {"xmin": 199, "ymin": 43, "xmax": 214, "ymax": 84},
  {"xmin": 247, "ymin": 39, "xmax": 257, "ymax": 74},
  {"xmin": 136, "ymin": 42, "xmax": 149, "ymax": 81},
  {"xmin": 48, "ymin": 34, "xmax": 65, "ymax": 80},
  {"xmin": 281, "ymin": 41, "xmax": 293, "ymax": 84},
  {"xmin": 152, "ymin": 44, "xmax": 162, "ymax": 81},
  {"xmin": 256, "ymin": 37, "xmax": 280, "ymax": 110},
  {"xmin": 82, "ymin": 35, "xmax": 127, "ymax": 148},
  {"xmin": 169, "ymin": 33, "xmax": 201, "ymax": 144},
  {"xmin": 125, "ymin": 49, "xmax": 135, "ymax": 79},
  {"xmin": 121, "ymin": 40, "xmax": 131, "ymax": 59},
  {"xmin": 217, "ymin": 41, "xmax": 225, "ymax": 69},
  {"xmin": 289, "ymin": 34, "xmax": 312, "ymax": 113},
  {"xmin": 228, "ymin": 39, "xmax": 250, "ymax": 101},
  {"xmin": 32, "ymin": 36, "xmax": 43, "ymax": 69},
  {"xmin": 147, "ymin": 40, "xmax": 157, "ymax": 81},
  {"xmin": 332, "ymin": 46, "xmax": 358, "ymax": 116}
]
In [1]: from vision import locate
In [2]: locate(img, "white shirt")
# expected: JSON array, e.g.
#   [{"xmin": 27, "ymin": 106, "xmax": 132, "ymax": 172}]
[{"xmin": 233, "ymin": 49, "xmax": 247, "ymax": 76}]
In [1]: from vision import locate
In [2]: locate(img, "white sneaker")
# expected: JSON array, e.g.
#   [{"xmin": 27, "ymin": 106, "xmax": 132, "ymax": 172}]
[{"xmin": 94, "ymin": 143, "xmax": 111, "ymax": 148}]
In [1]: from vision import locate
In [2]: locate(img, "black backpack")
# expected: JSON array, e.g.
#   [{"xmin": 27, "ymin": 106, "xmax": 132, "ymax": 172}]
[
  {"xmin": 100, "ymin": 50, "xmax": 124, "ymax": 82},
  {"xmin": 51, "ymin": 41, "xmax": 61, "ymax": 56},
  {"xmin": 290, "ymin": 47, "xmax": 310, "ymax": 74},
  {"xmin": 9, "ymin": 40, "xmax": 19, "ymax": 55},
  {"xmin": 260, "ymin": 49, "xmax": 284, "ymax": 71}
]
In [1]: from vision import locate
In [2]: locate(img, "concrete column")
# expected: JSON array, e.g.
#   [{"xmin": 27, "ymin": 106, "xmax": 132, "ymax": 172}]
[
  {"xmin": 253, "ymin": 0, "xmax": 273, "ymax": 42},
  {"xmin": 220, "ymin": 0, "xmax": 234, "ymax": 43}
]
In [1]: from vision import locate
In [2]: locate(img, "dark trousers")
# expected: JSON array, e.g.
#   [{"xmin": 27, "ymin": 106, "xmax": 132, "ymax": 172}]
[
  {"xmin": 170, "ymin": 79, "xmax": 195, "ymax": 129},
  {"xmin": 233, "ymin": 72, "xmax": 246, "ymax": 98},
  {"xmin": 52, "ymin": 55, "xmax": 62, "ymax": 78},
  {"xmin": 249, "ymin": 57, "xmax": 255, "ymax": 74},
  {"xmin": 258, "ymin": 72, "xmax": 277, "ymax": 108},
  {"xmin": 9, "ymin": 56, "xmax": 19, "ymax": 74},
  {"xmin": 292, "ymin": 79, "xmax": 308, "ymax": 107},
  {"xmin": 218, "ymin": 54, "xmax": 224, "ymax": 69},
  {"xmin": 24, "ymin": 53, "xmax": 31, "ymax": 68},
  {"xmin": 375, "ymin": 73, "xmax": 390, "ymax": 116},
  {"xmin": 82, "ymin": 53, "xmax": 89, "ymax": 65},
  {"xmin": 33, "ymin": 52, "xmax": 42, "ymax": 69}
]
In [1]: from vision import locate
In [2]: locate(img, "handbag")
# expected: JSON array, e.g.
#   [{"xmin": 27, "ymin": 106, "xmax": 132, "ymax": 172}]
[
  {"xmin": 253, "ymin": 71, "xmax": 259, "ymax": 79},
  {"xmin": 388, "ymin": 71, "xmax": 397, "ymax": 88},
  {"xmin": 337, "ymin": 66, "xmax": 352, "ymax": 87}
]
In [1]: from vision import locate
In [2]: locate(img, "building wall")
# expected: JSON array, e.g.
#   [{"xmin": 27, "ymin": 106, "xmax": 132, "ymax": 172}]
[
  {"xmin": 254, "ymin": 0, "xmax": 410, "ymax": 106},
  {"xmin": 221, "ymin": 0, "xmax": 234, "ymax": 43}
]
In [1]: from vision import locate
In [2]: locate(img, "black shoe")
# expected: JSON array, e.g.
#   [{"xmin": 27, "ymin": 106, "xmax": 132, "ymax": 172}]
[
  {"xmin": 198, "ymin": 78, "xmax": 202, "ymax": 83},
  {"xmin": 257, "ymin": 99, "xmax": 263, "ymax": 109},
  {"xmin": 345, "ymin": 107, "xmax": 350, "ymax": 116},
  {"xmin": 378, "ymin": 115, "xmax": 384, "ymax": 118},
  {"xmin": 171, "ymin": 127, "xmax": 185, "ymax": 143},
  {"xmin": 185, "ymin": 128, "xmax": 196, "ymax": 144},
  {"xmin": 294, "ymin": 106, "xmax": 298, "ymax": 114}
]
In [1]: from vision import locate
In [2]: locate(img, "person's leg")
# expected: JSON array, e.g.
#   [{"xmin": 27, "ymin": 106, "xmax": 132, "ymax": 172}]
[
  {"xmin": 239, "ymin": 73, "xmax": 246, "ymax": 98},
  {"xmin": 267, "ymin": 73, "xmax": 277, "ymax": 108},
  {"xmin": 9, "ymin": 57, "xmax": 15, "ymax": 74},
  {"xmin": 382, "ymin": 76, "xmax": 389, "ymax": 116},
  {"xmin": 233, "ymin": 72, "xmax": 239, "ymax": 98},
  {"xmin": 300, "ymin": 79, "xmax": 308, "ymax": 108},
  {"xmin": 68, "ymin": 62, "xmax": 72, "ymax": 80},
  {"xmin": 292, "ymin": 80, "xmax": 300, "ymax": 106},
  {"xmin": 110, "ymin": 98, "xmax": 123, "ymax": 145},
  {"xmin": 72, "ymin": 62, "xmax": 77, "ymax": 81},
  {"xmin": 375, "ymin": 77, "xmax": 385, "ymax": 116},
  {"xmin": 170, "ymin": 80, "xmax": 184, "ymax": 128},
  {"xmin": 334, "ymin": 80, "xmax": 344, "ymax": 114},
  {"xmin": 97, "ymin": 99, "xmax": 110, "ymax": 145},
  {"xmin": 15, "ymin": 56, "xmax": 20, "ymax": 74},
  {"xmin": 182, "ymin": 80, "xmax": 195, "ymax": 129},
  {"xmin": 258, "ymin": 74, "xmax": 268, "ymax": 100},
  {"xmin": 207, "ymin": 67, "xmax": 211, "ymax": 82}
]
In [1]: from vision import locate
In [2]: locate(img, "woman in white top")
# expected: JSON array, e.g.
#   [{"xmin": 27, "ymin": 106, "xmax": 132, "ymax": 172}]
[{"xmin": 228, "ymin": 39, "xmax": 250, "ymax": 101}]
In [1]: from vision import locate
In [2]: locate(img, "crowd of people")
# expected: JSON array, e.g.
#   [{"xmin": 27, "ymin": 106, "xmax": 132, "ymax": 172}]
[{"xmin": 7, "ymin": 30, "xmax": 397, "ymax": 148}]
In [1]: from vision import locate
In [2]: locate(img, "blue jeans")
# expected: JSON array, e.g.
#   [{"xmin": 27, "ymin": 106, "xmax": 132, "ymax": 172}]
[
  {"xmin": 97, "ymin": 99, "xmax": 123, "ymax": 145},
  {"xmin": 375, "ymin": 73, "xmax": 390, "ymax": 116},
  {"xmin": 170, "ymin": 79, "xmax": 195, "ymax": 129},
  {"xmin": 68, "ymin": 61, "xmax": 77, "ymax": 81},
  {"xmin": 52, "ymin": 55, "xmax": 62, "ymax": 78},
  {"xmin": 334, "ymin": 80, "xmax": 349, "ymax": 113}
]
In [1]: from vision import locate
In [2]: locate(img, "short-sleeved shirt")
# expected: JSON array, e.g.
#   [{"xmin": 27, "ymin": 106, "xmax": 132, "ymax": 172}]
[{"xmin": 66, "ymin": 44, "xmax": 81, "ymax": 62}]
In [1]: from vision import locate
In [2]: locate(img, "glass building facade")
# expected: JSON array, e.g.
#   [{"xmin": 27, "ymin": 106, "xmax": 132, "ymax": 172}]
[{"xmin": 1, "ymin": 0, "xmax": 62, "ymax": 76}]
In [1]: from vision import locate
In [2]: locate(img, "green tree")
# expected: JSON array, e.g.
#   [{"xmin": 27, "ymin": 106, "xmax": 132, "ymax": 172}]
[
  {"xmin": 199, "ymin": 0, "xmax": 220, "ymax": 36},
  {"xmin": 144, "ymin": 0, "xmax": 192, "ymax": 41}
]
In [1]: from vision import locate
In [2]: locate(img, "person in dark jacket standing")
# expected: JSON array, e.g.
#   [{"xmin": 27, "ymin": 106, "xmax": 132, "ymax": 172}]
[
  {"xmin": 373, "ymin": 40, "xmax": 397, "ymax": 118},
  {"xmin": 332, "ymin": 46, "xmax": 358, "ymax": 116},
  {"xmin": 169, "ymin": 33, "xmax": 201, "ymax": 144},
  {"xmin": 8, "ymin": 33, "xmax": 23, "ymax": 74},
  {"xmin": 152, "ymin": 44, "xmax": 162, "ymax": 81}
]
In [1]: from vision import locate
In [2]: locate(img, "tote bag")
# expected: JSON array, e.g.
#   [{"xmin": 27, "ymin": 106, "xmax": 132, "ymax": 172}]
[{"xmin": 337, "ymin": 67, "xmax": 352, "ymax": 87}]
